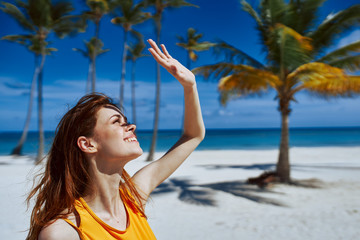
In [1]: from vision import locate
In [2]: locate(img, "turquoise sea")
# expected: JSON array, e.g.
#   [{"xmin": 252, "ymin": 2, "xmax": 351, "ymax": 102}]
[{"xmin": 1, "ymin": 127, "xmax": 360, "ymax": 156}]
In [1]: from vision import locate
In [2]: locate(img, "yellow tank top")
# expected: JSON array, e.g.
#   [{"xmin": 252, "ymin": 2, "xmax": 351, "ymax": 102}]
[{"xmin": 64, "ymin": 190, "xmax": 156, "ymax": 240}]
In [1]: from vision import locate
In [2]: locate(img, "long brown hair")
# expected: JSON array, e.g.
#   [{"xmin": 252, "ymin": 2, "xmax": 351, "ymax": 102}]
[{"xmin": 26, "ymin": 93, "xmax": 146, "ymax": 240}]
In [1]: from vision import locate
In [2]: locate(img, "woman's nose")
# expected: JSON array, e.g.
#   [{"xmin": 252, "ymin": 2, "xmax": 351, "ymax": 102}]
[{"xmin": 127, "ymin": 124, "xmax": 136, "ymax": 132}]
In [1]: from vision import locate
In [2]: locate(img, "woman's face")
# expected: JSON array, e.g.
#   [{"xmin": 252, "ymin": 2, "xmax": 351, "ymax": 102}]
[{"xmin": 91, "ymin": 106, "xmax": 143, "ymax": 162}]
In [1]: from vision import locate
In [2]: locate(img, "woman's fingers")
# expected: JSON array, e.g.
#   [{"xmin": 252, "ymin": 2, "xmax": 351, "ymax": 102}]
[
  {"xmin": 148, "ymin": 48, "xmax": 165, "ymax": 64},
  {"xmin": 161, "ymin": 44, "xmax": 171, "ymax": 58},
  {"xmin": 148, "ymin": 48, "xmax": 173, "ymax": 71},
  {"xmin": 147, "ymin": 39, "xmax": 166, "ymax": 59}
]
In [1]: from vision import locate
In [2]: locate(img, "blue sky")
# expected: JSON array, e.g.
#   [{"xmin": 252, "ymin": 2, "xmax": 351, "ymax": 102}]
[{"xmin": 0, "ymin": 0, "xmax": 359, "ymax": 131}]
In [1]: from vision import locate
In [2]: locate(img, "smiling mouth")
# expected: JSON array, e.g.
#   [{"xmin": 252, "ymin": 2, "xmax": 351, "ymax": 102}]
[{"xmin": 124, "ymin": 137, "xmax": 138, "ymax": 143}]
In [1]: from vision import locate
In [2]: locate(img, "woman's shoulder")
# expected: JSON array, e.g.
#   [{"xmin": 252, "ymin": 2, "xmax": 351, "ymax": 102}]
[{"xmin": 38, "ymin": 213, "xmax": 80, "ymax": 240}]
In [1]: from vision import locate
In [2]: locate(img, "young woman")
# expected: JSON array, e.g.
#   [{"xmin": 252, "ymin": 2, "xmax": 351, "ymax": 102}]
[{"xmin": 26, "ymin": 39, "xmax": 205, "ymax": 240}]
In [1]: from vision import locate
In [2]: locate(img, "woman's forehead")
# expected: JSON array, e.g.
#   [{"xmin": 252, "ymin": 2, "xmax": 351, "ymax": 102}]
[{"xmin": 97, "ymin": 106, "xmax": 125, "ymax": 121}]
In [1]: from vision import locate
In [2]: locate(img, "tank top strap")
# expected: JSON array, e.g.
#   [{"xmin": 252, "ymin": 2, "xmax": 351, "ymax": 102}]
[{"xmin": 63, "ymin": 218, "xmax": 85, "ymax": 240}]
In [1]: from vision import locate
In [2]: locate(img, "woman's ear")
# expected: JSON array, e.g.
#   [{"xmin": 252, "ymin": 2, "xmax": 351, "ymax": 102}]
[{"xmin": 77, "ymin": 136, "xmax": 97, "ymax": 153}]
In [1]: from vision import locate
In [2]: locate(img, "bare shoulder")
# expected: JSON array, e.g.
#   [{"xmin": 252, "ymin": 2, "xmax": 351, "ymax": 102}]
[{"xmin": 38, "ymin": 217, "xmax": 80, "ymax": 240}]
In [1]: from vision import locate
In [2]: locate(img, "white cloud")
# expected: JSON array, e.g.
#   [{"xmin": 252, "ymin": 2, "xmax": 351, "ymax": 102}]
[{"xmin": 0, "ymin": 77, "xmax": 30, "ymax": 96}]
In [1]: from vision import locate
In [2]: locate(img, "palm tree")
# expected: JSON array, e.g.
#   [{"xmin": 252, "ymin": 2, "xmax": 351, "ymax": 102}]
[
  {"xmin": 1, "ymin": 36, "xmax": 56, "ymax": 156},
  {"xmin": 110, "ymin": 0, "xmax": 150, "ymax": 108},
  {"xmin": 81, "ymin": 0, "xmax": 110, "ymax": 92},
  {"xmin": 127, "ymin": 39, "xmax": 148, "ymax": 125},
  {"xmin": 193, "ymin": 0, "xmax": 360, "ymax": 183},
  {"xmin": 73, "ymin": 37, "xmax": 110, "ymax": 93},
  {"xmin": 144, "ymin": 0, "xmax": 197, "ymax": 162},
  {"xmin": 176, "ymin": 27, "xmax": 215, "ymax": 69},
  {"xmin": 176, "ymin": 28, "xmax": 214, "ymax": 129},
  {"xmin": 1, "ymin": 0, "xmax": 79, "ymax": 162}
]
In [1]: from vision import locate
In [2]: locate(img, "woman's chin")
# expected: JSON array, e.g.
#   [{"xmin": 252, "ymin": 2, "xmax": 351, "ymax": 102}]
[{"xmin": 131, "ymin": 148, "xmax": 143, "ymax": 159}]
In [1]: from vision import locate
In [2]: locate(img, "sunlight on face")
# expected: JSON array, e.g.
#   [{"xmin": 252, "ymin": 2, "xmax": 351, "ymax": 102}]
[{"xmin": 92, "ymin": 107, "xmax": 143, "ymax": 162}]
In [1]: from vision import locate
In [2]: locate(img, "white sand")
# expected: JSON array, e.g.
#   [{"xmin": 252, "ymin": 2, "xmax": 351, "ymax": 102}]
[{"xmin": 1, "ymin": 147, "xmax": 360, "ymax": 240}]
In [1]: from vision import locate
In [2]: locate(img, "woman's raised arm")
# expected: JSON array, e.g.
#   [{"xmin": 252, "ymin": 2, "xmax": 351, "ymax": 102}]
[{"xmin": 132, "ymin": 39, "xmax": 205, "ymax": 203}]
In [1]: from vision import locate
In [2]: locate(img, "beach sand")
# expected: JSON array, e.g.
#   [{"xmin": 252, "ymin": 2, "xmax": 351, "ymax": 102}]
[{"xmin": 1, "ymin": 147, "xmax": 359, "ymax": 240}]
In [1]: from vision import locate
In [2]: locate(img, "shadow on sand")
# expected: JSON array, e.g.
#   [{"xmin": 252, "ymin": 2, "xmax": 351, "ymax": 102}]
[
  {"xmin": 199, "ymin": 163, "xmax": 276, "ymax": 171},
  {"xmin": 151, "ymin": 162, "xmax": 347, "ymax": 207},
  {"xmin": 151, "ymin": 178, "xmax": 286, "ymax": 207}
]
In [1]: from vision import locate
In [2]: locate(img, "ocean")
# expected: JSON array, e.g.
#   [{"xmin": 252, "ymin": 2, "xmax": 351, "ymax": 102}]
[{"xmin": 1, "ymin": 127, "xmax": 360, "ymax": 156}]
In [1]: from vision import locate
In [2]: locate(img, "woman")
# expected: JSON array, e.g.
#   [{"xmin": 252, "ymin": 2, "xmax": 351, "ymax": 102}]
[{"xmin": 26, "ymin": 39, "xmax": 205, "ymax": 240}]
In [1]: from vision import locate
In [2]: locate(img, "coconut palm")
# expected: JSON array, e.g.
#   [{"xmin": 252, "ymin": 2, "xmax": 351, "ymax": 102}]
[
  {"xmin": 1, "ymin": 0, "xmax": 79, "ymax": 162},
  {"xmin": 73, "ymin": 37, "xmax": 110, "ymax": 93},
  {"xmin": 176, "ymin": 28, "xmax": 215, "ymax": 69},
  {"xmin": 127, "ymin": 39, "xmax": 148, "ymax": 125},
  {"xmin": 110, "ymin": 0, "xmax": 150, "ymax": 108},
  {"xmin": 1, "ymin": 36, "xmax": 56, "ymax": 156},
  {"xmin": 176, "ymin": 28, "xmax": 215, "ymax": 129},
  {"xmin": 193, "ymin": 0, "xmax": 360, "ymax": 183},
  {"xmin": 81, "ymin": 0, "xmax": 110, "ymax": 92},
  {"xmin": 144, "ymin": 0, "xmax": 197, "ymax": 161}
]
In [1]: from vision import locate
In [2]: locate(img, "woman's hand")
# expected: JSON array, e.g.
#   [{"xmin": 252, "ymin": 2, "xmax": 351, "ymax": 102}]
[{"xmin": 147, "ymin": 39, "xmax": 195, "ymax": 88}]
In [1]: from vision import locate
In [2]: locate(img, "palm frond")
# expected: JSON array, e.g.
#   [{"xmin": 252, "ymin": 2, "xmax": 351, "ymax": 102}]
[
  {"xmin": 73, "ymin": 47, "xmax": 89, "ymax": 58},
  {"xmin": 1, "ymin": 34, "xmax": 33, "ymax": 45},
  {"xmin": 241, "ymin": 0, "xmax": 263, "ymax": 28},
  {"xmin": 191, "ymin": 42, "xmax": 216, "ymax": 51},
  {"xmin": 217, "ymin": 65, "xmax": 280, "ymax": 105},
  {"xmin": 176, "ymin": 35, "xmax": 185, "ymax": 42},
  {"xmin": 86, "ymin": 0, "xmax": 109, "ymax": 14},
  {"xmin": 51, "ymin": 1, "xmax": 74, "ymax": 21},
  {"xmin": 218, "ymin": 67, "xmax": 280, "ymax": 92},
  {"xmin": 52, "ymin": 17, "xmax": 80, "ymax": 38},
  {"xmin": 267, "ymin": 23, "xmax": 313, "ymax": 71},
  {"xmin": 259, "ymin": 0, "xmax": 288, "ymax": 27},
  {"xmin": 110, "ymin": 0, "xmax": 150, "ymax": 28},
  {"xmin": 317, "ymin": 40, "xmax": 360, "ymax": 63},
  {"xmin": 328, "ymin": 55, "xmax": 360, "ymax": 72},
  {"xmin": 309, "ymin": 4, "xmax": 360, "ymax": 52},
  {"xmin": 192, "ymin": 63, "xmax": 239, "ymax": 80},
  {"xmin": 0, "ymin": 2, "xmax": 34, "ymax": 31},
  {"xmin": 27, "ymin": 0, "xmax": 53, "ymax": 28},
  {"xmin": 73, "ymin": 37, "xmax": 109, "ymax": 59},
  {"xmin": 285, "ymin": 0, "xmax": 326, "ymax": 33},
  {"xmin": 288, "ymin": 62, "xmax": 360, "ymax": 97},
  {"xmin": 213, "ymin": 41, "xmax": 264, "ymax": 69},
  {"xmin": 129, "ymin": 29, "xmax": 142, "ymax": 41},
  {"xmin": 164, "ymin": 0, "xmax": 198, "ymax": 8},
  {"xmin": 127, "ymin": 40, "xmax": 148, "ymax": 61}
]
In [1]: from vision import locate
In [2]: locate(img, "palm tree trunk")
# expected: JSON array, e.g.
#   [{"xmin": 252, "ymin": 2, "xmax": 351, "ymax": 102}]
[
  {"xmin": 120, "ymin": 30, "xmax": 128, "ymax": 108},
  {"xmin": 131, "ymin": 60, "xmax": 137, "ymax": 125},
  {"xmin": 91, "ymin": 21, "xmax": 101, "ymax": 93},
  {"xmin": 11, "ymin": 55, "xmax": 39, "ymax": 155},
  {"xmin": 186, "ymin": 52, "xmax": 191, "ymax": 70},
  {"xmin": 147, "ymin": 18, "xmax": 162, "ymax": 162},
  {"xmin": 91, "ymin": 56, "xmax": 96, "ymax": 93},
  {"xmin": 36, "ymin": 53, "xmax": 46, "ymax": 164},
  {"xmin": 276, "ymin": 109, "xmax": 291, "ymax": 183},
  {"xmin": 87, "ymin": 59, "xmax": 92, "ymax": 93}
]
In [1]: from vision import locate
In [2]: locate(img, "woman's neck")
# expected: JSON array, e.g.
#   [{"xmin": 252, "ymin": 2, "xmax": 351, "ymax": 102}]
[{"xmin": 84, "ymin": 158, "xmax": 125, "ymax": 217}]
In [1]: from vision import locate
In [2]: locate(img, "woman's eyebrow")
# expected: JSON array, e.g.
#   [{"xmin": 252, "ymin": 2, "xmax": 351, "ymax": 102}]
[
  {"xmin": 109, "ymin": 114, "xmax": 123, "ymax": 121},
  {"xmin": 109, "ymin": 114, "xmax": 128, "ymax": 123}
]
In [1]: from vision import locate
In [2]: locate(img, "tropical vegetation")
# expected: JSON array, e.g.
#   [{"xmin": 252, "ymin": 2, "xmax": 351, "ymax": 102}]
[
  {"xmin": 176, "ymin": 27, "xmax": 215, "ymax": 69},
  {"xmin": 144, "ymin": 0, "xmax": 197, "ymax": 162},
  {"xmin": 73, "ymin": 37, "xmax": 110, "ymax": 93},
  {"xmin": 1, "ymin": 0, "xmax": 80, "ymax": 162},
  {"xmin": 110, "ymin": 0, "xmax": 150, "ymax": 108},
  {"xmin": 193, "ymin": 0, "xmax": 360, "ymax": 183},
  {"xmin": 127, "ymin": 39, "xmax": 148, "ymax": 125},
  {"xmin": 80, "ymin": 0, "xmax": 110, "ymax": 92}
]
